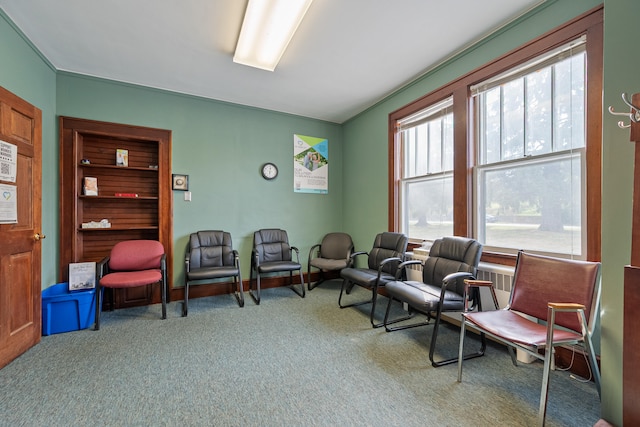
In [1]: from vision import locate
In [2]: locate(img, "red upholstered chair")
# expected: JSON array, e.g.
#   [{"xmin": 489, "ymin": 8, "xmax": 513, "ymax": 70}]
[
  {"xmin": 95, "ymin": 240, "xmax": 167, "ymax": 330},
  {"xmin": 457, "ymin": 251, "xmax": 601, "ymax": 427}
]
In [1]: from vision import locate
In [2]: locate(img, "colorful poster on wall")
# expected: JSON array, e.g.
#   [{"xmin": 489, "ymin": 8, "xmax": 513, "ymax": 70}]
[{"xmin": 293, "ymin": 134, "xmax": 328, "ymax": 194}]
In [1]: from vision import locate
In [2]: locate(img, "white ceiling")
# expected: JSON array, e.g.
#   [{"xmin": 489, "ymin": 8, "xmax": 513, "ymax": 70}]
[{"xmin": 0, "ymin": 0, "xmax": 543, "ymax": 123}]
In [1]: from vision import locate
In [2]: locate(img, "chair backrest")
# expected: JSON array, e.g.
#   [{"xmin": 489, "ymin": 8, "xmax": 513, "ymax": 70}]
[
  {"xmin": 367, "ymin": 232, "xmax": 408, "ymax": 274},
  {"xmin": 509, "ymin": 251, "xmax": 601, "ymax": 333},
  {"xmin": 188, "ymin": 230, "xmax": 234, "ymax": 269},
  {"xmin": 109, "ymin": 240, "xmax": 164, "ymax": 271},
  {"xmin": 253, "ymin": 229, "xmax": 292, "ymax": 263},
  {"xmin": 423, "ymin": 236, "xmax": 483, "ymax": 296},
  {"xmin": 319, "ymin": 232, "xmax": 353, "ymax": 260}
]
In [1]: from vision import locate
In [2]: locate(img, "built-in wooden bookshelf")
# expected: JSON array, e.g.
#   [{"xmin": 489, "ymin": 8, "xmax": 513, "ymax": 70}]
[{"xmin": 59, "ymin": 117, "xmax": 173, "ymax": 309}]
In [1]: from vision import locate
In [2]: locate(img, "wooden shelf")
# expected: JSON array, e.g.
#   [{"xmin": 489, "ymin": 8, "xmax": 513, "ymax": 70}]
[
  {"xmin": 80, "ymin": 164, "xmax": 159, "ymax": 172},
  {"xmin": 80, "ymin": 195, "xmax": 158, "ymax": 200},
  {"xmin": 59, "ymin": 117, "xmax": 173, "ymax": 309},
  {"xmin": 78, "ymin": 226, "xmax": 159, "ymax": 232}
]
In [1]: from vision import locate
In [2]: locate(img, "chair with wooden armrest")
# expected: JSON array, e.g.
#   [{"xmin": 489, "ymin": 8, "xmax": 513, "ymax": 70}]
[{"xmin": 457, "ymin": 251, "xmax": 601, "ymax": 427}]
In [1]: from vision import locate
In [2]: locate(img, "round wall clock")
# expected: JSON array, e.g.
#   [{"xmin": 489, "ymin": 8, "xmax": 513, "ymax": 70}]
[{"xmin": 261, "ymin": 162, "xmax": 278, "ymax": 180}]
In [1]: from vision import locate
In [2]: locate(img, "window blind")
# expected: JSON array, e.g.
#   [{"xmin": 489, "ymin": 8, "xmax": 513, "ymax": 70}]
[
  {"xmin": 470, "ymin": 36, "xmax": 586, "ymax": 96},
  {"xmin": 397, "ymin": 97, "xmax": 453, "ymax": 131}
]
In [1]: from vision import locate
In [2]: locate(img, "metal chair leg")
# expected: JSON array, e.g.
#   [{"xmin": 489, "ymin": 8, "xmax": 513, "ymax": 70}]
[
  {"xmin": 338, "ymin": 278, "xmax": 372, "ymax": 309},
  {"xmin": 383, "ymin": 297, "xmax": 430, "ymax": 332},
  {"xmin": 161, "ymin": 275, "xmax": 167, "ymax": 320},
  {"xmin": 289, "ymin": 269, "xmax": 305, "ymax": 298},
  {"xmin": 508, "ymin": 347, "xmax": 518, "ymax": 366},
  {"xmin": 430, "ymin": 312, "xmax": 486, "ymax": 367},
  {"xmin": 308, "ymin": 278, "xmax": 324, "ymax": 291},
  {"xmin": 183, "ymin": 282, "xmax": 189, "ymax": 317},
  {"xmin": 307, "ymin": 265, "xmax": 314, "ymax": 290},
  {"xmin": 233, "ymin": 274, "xmax": 245, "ymax": 308},
  {"xmin": 370, "ymin": 289, "xmax": 386, "ymax": 328},
  {"xmin": 298, "ymin": 269, "xmax": 305, "ymax": 297},
  {"xmin": 94, "ymin": 284, "xmax": 102, "ymax": 330},
  {"xmin": 307, "ymin": 266, "xmax": 324, "ymax": 291},
  {"xmin": 433, "ymin": 292, "xmax": 495, "ymax": 367},
  {"xmin": 457, "ymin": 319, "xmax": 467, "ymax": 381},
  {"xmin": 248, "ymin": 267, "xmax": 261, "ymax": 305},
  {"xmin": 538, "ymin": 344, "xmax": 554, "ymax": 427}
]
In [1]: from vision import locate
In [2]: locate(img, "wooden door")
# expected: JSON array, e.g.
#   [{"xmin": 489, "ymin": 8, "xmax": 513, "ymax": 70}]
[{"xmin": 0, "ymin": 86, "xmax": 43, "ymax": 369}]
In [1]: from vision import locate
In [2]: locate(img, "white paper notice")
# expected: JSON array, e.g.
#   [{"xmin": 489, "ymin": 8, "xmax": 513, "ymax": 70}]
[
  {"xmin": 0, "ymin": 183, "xmax": 17, "ymax": 224},
  {"xmin": 69, "ymin": 262, "xmax": 97, "ymax": 290},
  {"xmin": 0, "ymin": 140, "xmax": 17, "ymax": 183}
]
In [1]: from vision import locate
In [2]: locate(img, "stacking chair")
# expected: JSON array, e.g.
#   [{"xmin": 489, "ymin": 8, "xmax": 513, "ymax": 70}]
[
  {"xmin": 95, "ymin": 239, "xmax": 167, "ymax": 330},
  {"xmin": 183, "ymin": 230, "xmax": 244, "ymax": 317},
  {"xmin": 339, "ymin": 232, "xmax": 408, "ymax": 328},
  {"xmin": 383, "ymin": 236, "xmax": 485, "ymax": 367},
  {"xmin": 307, "ymin": 232, "xmax": 354, "ymax": 291},
  {"xmin": 249, "ymin": 228, "xmax": 305, "ymax": 304},
  {"xmin": 457, "ymin": 251, "xmax": 602, "ymax": 427}
]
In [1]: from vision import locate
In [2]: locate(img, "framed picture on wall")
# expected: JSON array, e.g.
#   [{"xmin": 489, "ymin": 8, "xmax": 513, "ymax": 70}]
[{"xmin": 172, "ymin": 174, "xmax": 189, "ymax": 191}]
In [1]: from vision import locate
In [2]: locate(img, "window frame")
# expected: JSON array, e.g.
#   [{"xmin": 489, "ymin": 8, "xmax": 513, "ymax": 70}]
[
  {"xmin": 398, "ymin": 98, "xmax": 455, "ymax": 240},
  {"xmin": 388, "ymin": 6, "xmax": 603, "ymax": 265}
]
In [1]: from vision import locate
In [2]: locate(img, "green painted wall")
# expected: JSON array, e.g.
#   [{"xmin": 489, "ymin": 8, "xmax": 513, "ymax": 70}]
[
  {"xmin": 342, "ymin": 0, "xmax": 602, "ymax": 248},
  {"xmin": 2, "ymin": 0, "xmax": 636, "ymax": 423},
  {"xmin": 601, "ymin": 0, "xmax": 640, "ymax": 423},
  {"xmin": 55, "ymin": 73, "xmax": 344, "ymax": 286},
  {"xmin": 0, "ymin": 12, "xmax": 57, "ymax": 287},
  {"xmin": 342, "ymin": 0, "xmax": 628, "ymax": 424},
  {"xmin": 1, "ymin": 10, "xmax": 343, "ymax": 289}
]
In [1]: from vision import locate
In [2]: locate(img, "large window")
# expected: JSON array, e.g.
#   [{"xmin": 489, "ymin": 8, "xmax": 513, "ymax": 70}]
[
  {"xmin": 389, "ymin": 8, "xmax": 603, "ymax": 262},
  {"xmin": 474, "ymin": 41, "xmax": 586, "ymax": 256},
  {"xmin": 399, "ymin": 98, "xmax": 453, "ymax": 240}
]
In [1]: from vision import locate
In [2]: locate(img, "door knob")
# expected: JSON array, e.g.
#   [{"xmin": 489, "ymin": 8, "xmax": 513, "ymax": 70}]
[{"xmin": 34, "ymin": 233, "xmax": 46, "ymax": 241}]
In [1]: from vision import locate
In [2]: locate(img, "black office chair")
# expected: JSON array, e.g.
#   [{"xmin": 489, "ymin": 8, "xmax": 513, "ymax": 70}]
[
  {"xmin": 339, "ymin": 232, "xmax": 408, "ymax": 328},
  {"xmin": 383, "ymin": 236, "xmax": 485, "ymax": 367},
  {"xmin": 249, "ymin": 228, "xmax": 305, "ymax": 304},
  {"xmin": 307, "ymin": 232, "xmax": 354, "ymax": 291},
  {"xmin": 183, "ymin": 230, "xmax": 244, "ymax": 316}
]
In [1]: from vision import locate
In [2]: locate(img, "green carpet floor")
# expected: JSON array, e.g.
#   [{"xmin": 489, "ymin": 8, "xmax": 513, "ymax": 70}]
[{"xmin": 0, "ymin": 280, "xmax": 600, "ymax": 426}]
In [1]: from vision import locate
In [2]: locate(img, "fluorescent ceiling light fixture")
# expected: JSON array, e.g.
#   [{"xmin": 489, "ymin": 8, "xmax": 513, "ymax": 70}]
[{"xmin": 234, "ymin": 0, "xmax": 314, "ymax": 71}]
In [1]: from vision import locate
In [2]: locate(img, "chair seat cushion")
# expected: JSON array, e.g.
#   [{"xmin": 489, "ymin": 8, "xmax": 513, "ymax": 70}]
[
  {"xmin": 463, "ymin": 310, "xmax": 582, "ymax": 347},
  {"xmin": 100, "ymin": 269, "xmax": 162, "ymax": 288},
  {"xmin": 340, "ymin": 267, "xmax": 395, "ymax": 288},
  {"xmin": 385, "ymin": 280, "xmax": 465, "ymax": 313},
  {"xmin": 258, "ymin": 261, "xmax": 301, "ymax": 273},
  {"xmin": 310, "ymin": 258, "xmax": 348, "ymax": 271},
  {"xmin": 188, "ymin": 266, "xmax": 239, "ymax": 281}
]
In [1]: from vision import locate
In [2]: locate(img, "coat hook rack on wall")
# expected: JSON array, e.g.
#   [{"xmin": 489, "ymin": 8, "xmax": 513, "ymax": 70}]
[{"xmin": 609, "ymin": 92, "xmax": 640, "ymax": 128}]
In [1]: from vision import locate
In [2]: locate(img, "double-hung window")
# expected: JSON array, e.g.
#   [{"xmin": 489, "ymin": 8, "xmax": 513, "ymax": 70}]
[
  {"xmin": 473, "ymin": 39, "xmax": 586, "ymax": 256},
  {"xmin": 390, "ymin": 10, "xmax": 602, "ymax": 262},
  {"xmin": 398, "ymin": 98, "xmax": 454, "ymax": 241}
]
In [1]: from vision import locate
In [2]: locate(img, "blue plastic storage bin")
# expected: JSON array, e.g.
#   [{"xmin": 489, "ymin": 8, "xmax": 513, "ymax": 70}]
[{"xmin": 41, "ymin": 283, "xmax": 97, "ymax": 335}]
